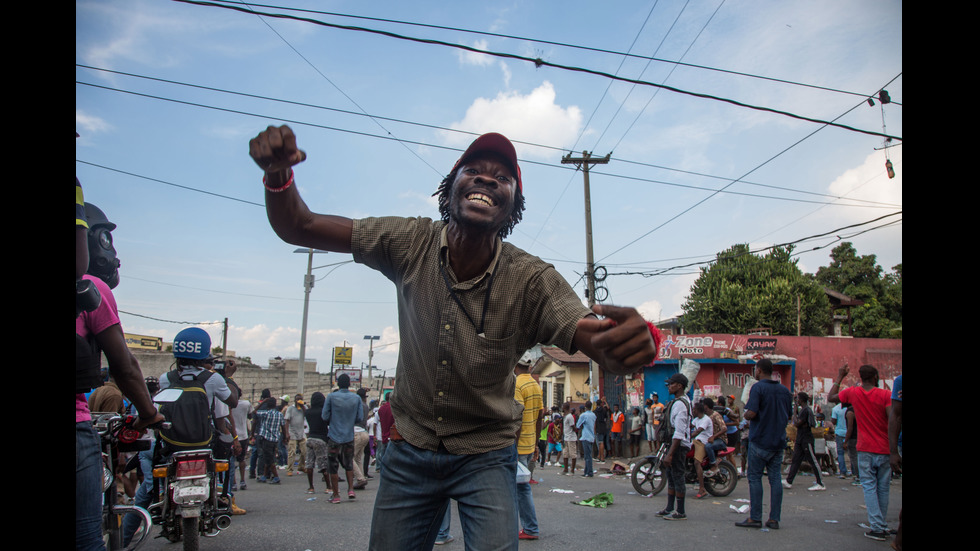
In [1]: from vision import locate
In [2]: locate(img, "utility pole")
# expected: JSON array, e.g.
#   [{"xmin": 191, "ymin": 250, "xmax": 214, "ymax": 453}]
[
  {"xmin": 222, "ymin": 317, "xmax": 228, "ymax": 357},
  {"xmin": 561, "ymin": 150, "xmax": 611, "ymax": 403},
  {"xmin": 296, "ymin": 248, "xmax": 318, "ymax": 396}
]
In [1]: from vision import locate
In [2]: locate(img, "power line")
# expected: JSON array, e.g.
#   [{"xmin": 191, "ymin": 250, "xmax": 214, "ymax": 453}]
[
  {"xmin": 193, "ymin": 0, "xmax": 899, "ymax": 105},
  {"xmin": 235, "ymin": 0, "xmax": 445, "ymax": 178},
  {"xmin": 74, "ymin": 73, "xmax": 900, "ymax": 209},
  {"xmin": 172, "ymin": 0, "xmax": 902, "ymax": 141},
  {"xmin": 598, "ymin": 73, "xmax": 903, "ymax": 263},
  {"xmin": 607, "ymin": 210, "xmax": 902, "ymax": 279},
  {"xmin": 118, "ymin": 310, "xmax": 222, "ymax": 326}
]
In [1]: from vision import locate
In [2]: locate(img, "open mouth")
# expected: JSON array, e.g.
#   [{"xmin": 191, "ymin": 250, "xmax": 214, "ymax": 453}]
[{"xmin": 466, "ymin": 192, "xmax": 496, "ymax": 207}]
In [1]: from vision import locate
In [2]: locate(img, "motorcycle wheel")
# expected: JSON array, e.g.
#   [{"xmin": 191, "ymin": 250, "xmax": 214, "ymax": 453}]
[
  {"xmin": 705, "ymin": 461, "xmax": 738, "ymax": 497},
  {"xmin": 630, "ymin": 457, "xmax": 667, "ymax": 496},
  {"xmin": 182, "ymin": 517, "xmax": 200, "ymax": 551}
]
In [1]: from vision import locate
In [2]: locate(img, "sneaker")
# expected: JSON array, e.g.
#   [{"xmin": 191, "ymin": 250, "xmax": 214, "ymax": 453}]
[
  {"xmin": 257, "ymin": 476, "xmax": 267, "ymax": 483},
  {"xmin": 663, "ymin": 512, "xmax": 687, "ymax": 521},
  {"xmin": 518, "ymin": 530, "xmax": 539, "ymax": 540},
  {"xmin": 781, "ymin": 480, "xmax": 792, "ymax": 489},
  {"xmin": 529, "ymin": 478, "xmax": 539, "ymax": 484},
  {"xmin": 808, "ymin": 483, "xmax": 826, "ymax": 491},
  {"xmin": 655, "ymin": 509, "xmax": 672, "ymax": 517},
  {"xmin": 864, "ymin": 530, "xmax": 889, "ymax": 541},
  {"xmin": 239, "ymin": 482, "xmax": 247, "ymax": 490},
  {"xmin": 329, "ymin": 495, "xmax": 341, "ymax": 504},
  {"xmin": 434, "ymin": 535, "xmax": 455, "ymax": 545},
  {"xmin": 270, "ymin": 477, "xmax": 281, "ymax": 484}
]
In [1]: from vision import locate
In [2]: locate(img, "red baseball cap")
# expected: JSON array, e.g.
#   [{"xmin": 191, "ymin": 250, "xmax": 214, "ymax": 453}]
[{"xmin": 451, "ymin": 133, "xmax": 522, "ymax": 192}]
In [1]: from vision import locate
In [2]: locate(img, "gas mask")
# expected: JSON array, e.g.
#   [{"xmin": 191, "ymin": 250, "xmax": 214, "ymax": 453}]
[{"xmin": 84, "ymin": 203, "xmax": 121, "ymax": 289}]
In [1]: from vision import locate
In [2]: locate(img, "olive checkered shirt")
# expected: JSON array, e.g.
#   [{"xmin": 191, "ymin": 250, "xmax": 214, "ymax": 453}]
[{"xmin": 352, "ymin": 216, "xmax": 589, "ymax": 454}]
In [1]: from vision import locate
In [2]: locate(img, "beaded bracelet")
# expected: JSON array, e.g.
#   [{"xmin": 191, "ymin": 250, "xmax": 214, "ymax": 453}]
[{"xmin": 263, "ymin": 168, "xmax": 294, "ymax": 192}]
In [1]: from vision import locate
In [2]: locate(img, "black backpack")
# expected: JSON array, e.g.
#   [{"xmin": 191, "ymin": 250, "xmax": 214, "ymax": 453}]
[
  {"xmin": 158, "ymin": 370, "xmax": 215, "ymax": 451},
  {"xmin": 655, "ymin": 396, "xmax": 691, "ymax": 444},
  {"xmin": 75, "ymin": 332, "xmax": 103, "ymax": 393}
]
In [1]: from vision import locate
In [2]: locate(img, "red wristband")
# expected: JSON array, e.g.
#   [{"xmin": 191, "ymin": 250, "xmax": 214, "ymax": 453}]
[
  {"xmin": 263, "ymin": 169, "xmax": 294, "ymax": 192},
  {"xmin": 647, "ymin": 321, "xmax": 663, "ymax": 362}
]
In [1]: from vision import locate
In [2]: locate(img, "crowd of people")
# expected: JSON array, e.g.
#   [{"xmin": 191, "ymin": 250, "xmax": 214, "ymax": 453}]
[{"xmin": 78, "ymin": 128, "xmax": 899, "ymax": 550}]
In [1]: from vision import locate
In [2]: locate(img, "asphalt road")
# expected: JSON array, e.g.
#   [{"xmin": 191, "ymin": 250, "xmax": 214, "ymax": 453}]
[{"xmin": 133, "ymin": 459, "xmax": 902, "ymax": 551}]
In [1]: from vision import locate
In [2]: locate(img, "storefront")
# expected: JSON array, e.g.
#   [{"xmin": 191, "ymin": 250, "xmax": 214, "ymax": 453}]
[{"xmin": 632, "ymin": 333, "xmax": 901, "ymax": 409}]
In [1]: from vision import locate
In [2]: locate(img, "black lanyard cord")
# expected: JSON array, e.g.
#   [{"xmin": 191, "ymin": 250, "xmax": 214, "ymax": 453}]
[{"xmin": 440, "ymin": 260, "xmax": 495, "ymax": 338}]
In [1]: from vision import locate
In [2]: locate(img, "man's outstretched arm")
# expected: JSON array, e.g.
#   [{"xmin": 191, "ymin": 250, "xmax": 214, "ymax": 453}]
[{"xmin": 249, "ymin": 125, "xmax": 354, "ymax": 253}]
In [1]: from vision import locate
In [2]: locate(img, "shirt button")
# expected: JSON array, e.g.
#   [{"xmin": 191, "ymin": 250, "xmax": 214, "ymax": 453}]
[
  {"xmin": 437, "ymin": 417, "xmax": 444, "ymax": 421},
  {"xmin": 445, "ymin": 324, "xmax": 451, "ymax": 330},
  {"xmin": 438, "ymin": 391, "xmax": 445, "ymax": 397},
  {"xmin": 441, "ymin": 360, "xmax": 448, "ymax": 365}
]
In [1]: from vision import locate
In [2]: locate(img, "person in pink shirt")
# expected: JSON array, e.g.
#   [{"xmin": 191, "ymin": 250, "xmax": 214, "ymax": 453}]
[
  {"xmin": 76, "ymin": 198, "xmax": 163, "ymax": 549},
  {"xmin": 829, "ymin": 364, "xmax": 893, "ymax": 542}
]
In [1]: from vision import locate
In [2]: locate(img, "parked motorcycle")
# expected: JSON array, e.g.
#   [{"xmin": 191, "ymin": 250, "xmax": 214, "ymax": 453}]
[
  {"xmin": 91, "ymin": 412, "xmax": 155, "ymax": 550},
  {"xmin": 631, "ymin": 441, "xmax": 739, "ymax": 497},
  {"xmin": 147, "ymin": 388, "xmax": 232, "ymax": 551}
]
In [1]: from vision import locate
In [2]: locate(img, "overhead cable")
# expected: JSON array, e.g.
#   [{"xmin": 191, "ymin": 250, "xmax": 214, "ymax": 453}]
[{"xmin": 172, "ymin": 0, "xmax": 902, "ymax": 142}]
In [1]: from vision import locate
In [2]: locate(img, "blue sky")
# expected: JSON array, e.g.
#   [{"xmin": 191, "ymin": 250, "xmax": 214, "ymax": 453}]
[{"xmin": 76, "ymin": 0, "xmax": 902, "ymax": 374}]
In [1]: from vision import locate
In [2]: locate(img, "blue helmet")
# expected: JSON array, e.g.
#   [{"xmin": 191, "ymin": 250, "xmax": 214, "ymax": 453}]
[{"xmin": 173, "ymin": 327, "xmax": 212, "ymax": 360}]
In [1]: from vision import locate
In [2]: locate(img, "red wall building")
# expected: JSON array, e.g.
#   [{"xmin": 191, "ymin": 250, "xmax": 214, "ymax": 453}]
[{"xmin": 602, "ymin": 334, "xmax": 902, "ymax": 418}]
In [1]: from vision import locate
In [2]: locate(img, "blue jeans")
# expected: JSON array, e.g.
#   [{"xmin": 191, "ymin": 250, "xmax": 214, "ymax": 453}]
[
  {"xmin": 76, "ymin": 422, "xmax": 105, "ymax": 551},
  {"xmin": 706, "ymin": 439, "xmax": 725, "ymax": 464},
  {"xmin": 515, "ymin": 454, "xmax": 539, "ymax": 536},
  {"xmin": 122, "ymin": 443, "xmax": 156, "ymax": 546},
  {"xmin": 834, "ymin": 435, "xmax": 849, "ymax": 475},
  {"xmin": 437, "ymin": 503, "xmax": 452, "ymax": 541},
  {"xmin": 581, "ymin": 439, "xmax": 594, "ymax": 476},
  {"xmin": 747, "ymin": 444, "xmax": 784, "ymax": 523},
  {"xmin": 858, "ymin": 452, "xmax": 891, "ymax": 531},
  {"xmin": 369, "ymin": 440, "xmax": 518, "ymax": 550}
]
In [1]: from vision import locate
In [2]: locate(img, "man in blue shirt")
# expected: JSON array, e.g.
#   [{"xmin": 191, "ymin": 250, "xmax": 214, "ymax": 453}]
[
  {"xmin": 576, "ymin": 403, "xmax": 597, "ymax": 477},
  {"xmin": 736, "ymin": 359, "xmax": 791, "ymax": 530},
  {"xmin": 321, "ymin": 374, "xmax": 364, "ymax": 503}
]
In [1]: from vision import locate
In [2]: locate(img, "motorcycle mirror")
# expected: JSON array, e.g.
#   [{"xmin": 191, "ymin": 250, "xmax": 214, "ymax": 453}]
[{"xmin": 153, "ymin": 388, "xmax": 184, "ymax": 404}]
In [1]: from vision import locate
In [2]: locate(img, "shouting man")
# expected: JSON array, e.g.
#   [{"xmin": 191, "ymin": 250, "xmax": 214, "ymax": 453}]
[{"xmin": 249, "ymin": 126, "xmax": 661, "ymax": 550}]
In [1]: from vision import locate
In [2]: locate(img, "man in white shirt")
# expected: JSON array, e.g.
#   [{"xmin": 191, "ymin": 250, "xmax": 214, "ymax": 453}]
[
  {"xmin": 691, "ymin": 402, "xmax": 714, "ymax": 499},
  {"xmin": 657, "ymin": 373, "xmax": 691, "ymax": 521}
]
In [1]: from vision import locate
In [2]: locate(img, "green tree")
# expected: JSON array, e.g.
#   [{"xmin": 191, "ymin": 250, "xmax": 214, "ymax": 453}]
[
  {"xmin": 814, "ymin": 243, "xmax": 901, "ymax": 338},
  {"xmin": 681, "ymin": 244, "xmax": 830, "ymax": 335}
]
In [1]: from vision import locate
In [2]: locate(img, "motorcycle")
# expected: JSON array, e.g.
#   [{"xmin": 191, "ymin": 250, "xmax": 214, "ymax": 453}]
[
  {"xmin": 631, "ymin": 441, "xmax": 739, "ymax": 497},
  {"xmin": 91, "ymin": 411, "xmax": 155, "ymax": 550},
  {"xmin": 147, "ymin": 388, "xmax": 233, "ymax": 551}
]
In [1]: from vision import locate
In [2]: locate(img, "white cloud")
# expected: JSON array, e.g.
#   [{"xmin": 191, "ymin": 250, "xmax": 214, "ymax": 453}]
[
  {"xmin": 76, "ymin": 110, "xmax": 113, "ymax": 136},
  {"xmin": 827, "ymin": 147, "xmax": 902, "ymax": 207},
  {"xmin": 445, "ymin": 82, "xmax": 582, "ymax": 160},
  {"xmin": 457, "ymin": 39, "xmax": 495, "ymax": 67}
]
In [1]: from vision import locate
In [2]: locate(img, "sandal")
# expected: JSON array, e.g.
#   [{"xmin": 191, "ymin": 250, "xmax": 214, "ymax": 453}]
[
  {"xmin": 695, "ymin": 492, "xmax": 709, "ymax": 499},
  {"xmin": 306, "ymin": 488, "xmax": 315, "ymax": 494}
]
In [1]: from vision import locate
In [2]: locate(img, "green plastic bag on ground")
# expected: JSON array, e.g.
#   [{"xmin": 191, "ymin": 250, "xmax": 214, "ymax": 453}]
[{"xmin": 573, "ymin": 492, "xmax": 614, "ymax": 508}]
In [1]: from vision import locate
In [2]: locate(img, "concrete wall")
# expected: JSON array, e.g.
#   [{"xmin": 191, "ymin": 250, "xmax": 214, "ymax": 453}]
[{"xmin": 130, "ymin": 351, "xmax": 368, "ymax": 405}]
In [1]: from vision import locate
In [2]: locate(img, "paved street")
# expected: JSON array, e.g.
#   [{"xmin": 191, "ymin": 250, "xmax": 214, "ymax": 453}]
[{"xmin": 134, "ymin": 458, "xmax": 902, "ymax": 550}]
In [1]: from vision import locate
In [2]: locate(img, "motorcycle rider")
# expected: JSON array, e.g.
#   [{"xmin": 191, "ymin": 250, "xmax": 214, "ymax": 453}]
[
  {"xmin": 76, "ymin": 196, "xmax": 164, "ymax": 550},
  {"xmin": 157, "ymin": 327, "xmax": 239, "ymax": 454}
]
